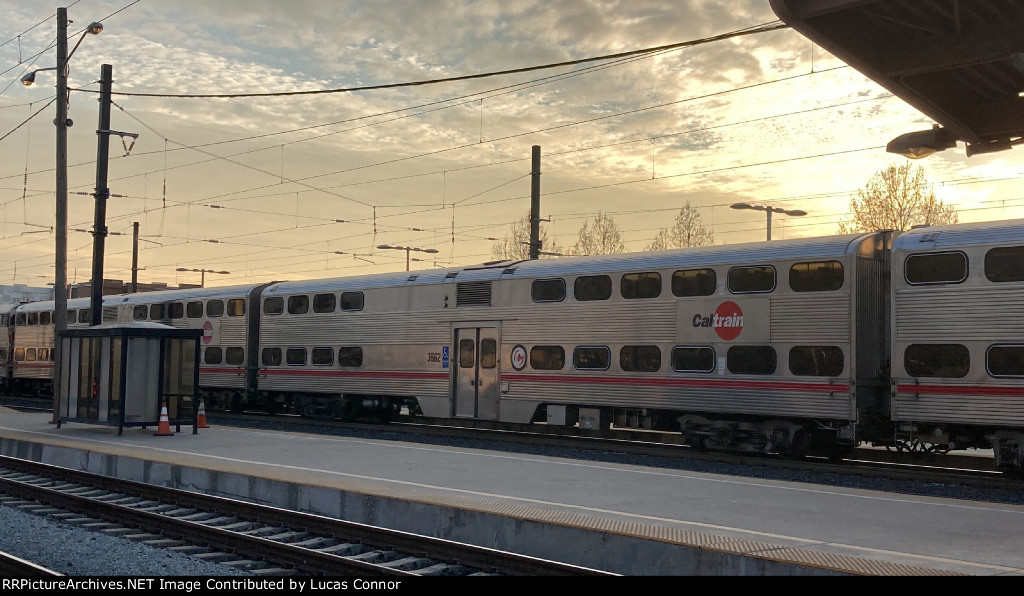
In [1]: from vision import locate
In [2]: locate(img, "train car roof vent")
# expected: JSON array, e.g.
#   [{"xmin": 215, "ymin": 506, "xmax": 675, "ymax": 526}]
[
  {"xmin": 456, "ymin": 281, "xmax": 491, "ymax": 307},
  {"xmin": 503, "ymin": 266, "xmax": 518, "ymax": 275},
  {"xmin": 406, "ymin": 275, "xmax": 418, "ymax": 283},
  {"xmin": 445, "ymin": 271, "xmax": 459, "ymax": 279},
  {"xmin": 919, "ymin": 232, "xmax": 941, "ymax": 242}
]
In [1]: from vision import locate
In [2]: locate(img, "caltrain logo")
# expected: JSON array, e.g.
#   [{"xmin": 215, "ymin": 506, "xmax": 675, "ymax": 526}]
[{"xmin": 692, "ymin": 301, "xmax": 744, "ymax": 341}]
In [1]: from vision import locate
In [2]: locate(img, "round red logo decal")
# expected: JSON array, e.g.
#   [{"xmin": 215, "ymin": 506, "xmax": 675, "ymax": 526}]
[
  {"xmin": 712, "ymin": 301, "xmax": 743, "ymax": 340},
  {"xmin": 202, "ymin": 320, "xmax": 213, "ymax": 344}
]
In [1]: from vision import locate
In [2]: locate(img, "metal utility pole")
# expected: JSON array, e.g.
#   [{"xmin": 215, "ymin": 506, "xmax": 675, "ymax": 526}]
[
  {"xmin": 51, "ymin": 7, "xmax": 69, "ymax": 417},
  {"xmin": 529, "ymin": 145, "xmax": 541, "ymax": 260},
  {"xmin": 131, "ymin": 221, "xmax": 139, "ymax": 293},
  {"xmin": 90, "ymin": 64, "xmax": 112, "ymax": 326}
]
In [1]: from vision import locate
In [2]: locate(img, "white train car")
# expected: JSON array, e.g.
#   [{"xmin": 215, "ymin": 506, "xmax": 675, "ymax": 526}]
[
  {"xmin": 891, "ymin": 219, "xmax": 1024, "ymax": 469},
  {"xmin": 0, "ymin": 303, "xmax": 17, "ymax": 392},
  {"xmin": 109, "ymin": 283, "xmax": 272, "ymax": 412},
  {"xmin": 7, "ymin": 297, "xmax": 92, "ymax": 395}
]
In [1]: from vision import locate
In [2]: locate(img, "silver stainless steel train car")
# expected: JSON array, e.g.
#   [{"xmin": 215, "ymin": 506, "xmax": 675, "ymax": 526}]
[{"xmin": 3, "ymin": 297, "xmax": 93, "ymax": 395}]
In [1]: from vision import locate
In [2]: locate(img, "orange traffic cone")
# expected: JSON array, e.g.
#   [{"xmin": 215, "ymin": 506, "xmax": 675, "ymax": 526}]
[
  {"xmin": 196, "ymin": 398, "xmax": 209, "ymax": 429},
  {"xmin": 154, "ymin": 401, "xmax": 174, "ymax": 436}
]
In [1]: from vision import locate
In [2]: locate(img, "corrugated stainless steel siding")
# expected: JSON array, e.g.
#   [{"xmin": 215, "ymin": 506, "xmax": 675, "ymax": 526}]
[
  {"xmin": 895, "ymin": 286, "xmax": 1024, "ymax": 341},
  {"xmin": 769, "ymin": 294, "xmax": 850, "ymax": 342}
]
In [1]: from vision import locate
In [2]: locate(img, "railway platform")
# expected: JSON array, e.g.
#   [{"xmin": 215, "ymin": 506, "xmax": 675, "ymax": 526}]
[{"xmin": 0, "ymin": 406, "xmax": 1021, "ymax": 576}]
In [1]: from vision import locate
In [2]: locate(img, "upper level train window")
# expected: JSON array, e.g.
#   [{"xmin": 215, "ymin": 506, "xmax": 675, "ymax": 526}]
[
  {"xmin": 261, "ymin": 347, "xmax": 282, "ymax": 367},
  {"xmin": 790, "ymin": 261, "xmax": 844, "ymax": 292},
  {"xmin": 987, "ymin": 345, "xmax": 1024, "ymax": 377},
  {"xmin": 905, "ymin": 252, "xmax": 967, "ymax": 285},
  {"xmin": 904, "ymin": 344, "xmax": 969, "ymax": 378},
  {"xmin": 0, "ymin": 348, "xmax": 6, "ymax": 360},
  {"xmin": 672, "ymin": 269, "xmax": 716, "ymax": 297},
  {"xmin": 15, "ymin": 313, "xmax": 25, "ymax": 326},
  {"xmin": 984, "ymin": 246, "xmax": 1024, "ymax": 282},
  {"xmin": 727, "ymin": 346, "xmax": 777, "ymax": 375},
  {"xmin": 620, "ymin": 345, "xmax": 661, "ymax": 373},
  {"xmin": 671, "ymin": 346, "xmax": 715, "ymax": 373},
  {"xmin": 312, "ymin": 347, "xmax": 334, "ymax": 366},
  {"xmin": 728, "ymin": 266, "xmax": 776, "ymax": 293},
  {"xmin": 480, "ymin": 339, "xmax": 497, "ymax": 369},
  {"xmin": 789, "ymin": 346, "xmax": 844, "ymax": 377},
  {"xmin": 39, "ymin": 312, "xmax": 51, "ymax": 325},
  {"xmin": 530, "ymin": 346, "xmax": 565, "ymax": 370},
  {"xmin": 340, "ymin": 291, "xmax": 364, "ymax": 312},
  {"xmin": 186, "ymin": 301, "xmax": 203, "ymax": 318},
  {"xmin": 532, "ymin": 279, "xmax": 565, "ymax": 303},
  {"xmin": 207, "ymin": 300, "xmax": 224, "ymax": 317},
  {"xmin": 338, "ymin": 347, "xmax": 363, "ymax": 367},
  {"xmin": 287, "ymin": 296, "xmax": 309, "ymax": 315},
  {"xmin": 225, "ymin": 347, "xmax": 244, "ymax": 366},
  {"xmin": 133, "ymin": 305, "xmax": 148, "ymax": 321},
  {"xmin": 574, "ymin": 275, "xmax": 611, "ymax": 301},
  {"xmin": 168, "ymin": 302, "xmax": 184, "ymax": 319},
  {"xmin": 313, "ymin": 293, "xmax": 336, "ymax": 313},
  {"xmin": 204, "ymin": 347, "xmax": 222, "ymax": 365},
  {"xmin": 573, "ymin": 346, "xmax": 610, "ymax": 370},
  {"xmin": 621, "ymin": 272, "xmax": 661, "ymax": 299},
  {"xmin": 227, "ymin": 299, "xmax": 245, "ymax": 317},
  {"xmin": 78, "ymin": 309, "xmax": 91, "ymax": 324},
  {"xmin": 67, "ymin": 310, "xmax": 76, "ymax": 324},
  {"xmin": 149, "ymin": 304, "xmax": 165, "ymax": 321},
  {"xmin": 286, "ymin": 347, "xmax": 307, "ymax": 365},
  {"xmin": 264, "ymin": 297, "xmax": 284, "ymax": 315},
  {"xmin": 27, "ymin": 313, "xmax": 38, "ymax": 325}
]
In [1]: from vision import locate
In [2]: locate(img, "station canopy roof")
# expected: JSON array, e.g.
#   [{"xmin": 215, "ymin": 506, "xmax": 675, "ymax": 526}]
[{"xmin": 770, "ymin": 0, "xmax": 1024, "ymax": 157}]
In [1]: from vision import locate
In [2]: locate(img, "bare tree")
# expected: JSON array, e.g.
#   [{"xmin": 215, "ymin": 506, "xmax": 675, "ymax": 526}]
[
  {"xmin": 838, "ymin": 162, "xmax": 958, "ymax": 233},
  {"xmin": 568, "ymin": 212, "xmax": 626, "ymax": 256},
  {"xmin": 646, "ymin": 202, "xmax": 714, "ymax": 250},
  {"xmin": 490, "ymin": 212, "xmax": 561, "ymax": 260}
]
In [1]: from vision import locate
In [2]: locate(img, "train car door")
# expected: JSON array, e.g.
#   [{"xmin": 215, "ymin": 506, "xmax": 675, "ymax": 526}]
[{"xmin": 454, "ymin": 325, "xmax": 500, "ymax": 419}]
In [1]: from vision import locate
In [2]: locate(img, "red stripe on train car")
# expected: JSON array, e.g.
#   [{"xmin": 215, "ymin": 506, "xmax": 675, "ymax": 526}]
[
  {"xmin": 260, "ymin": 369, "xmax": 450, "ymax": 381},
  {"xmin": 896, "ymin": 384, "xmax": 1024, "ymax": 397},
  {"xmin": 502, "ymin": 374, "xmax": 848, "ymax": 393}
]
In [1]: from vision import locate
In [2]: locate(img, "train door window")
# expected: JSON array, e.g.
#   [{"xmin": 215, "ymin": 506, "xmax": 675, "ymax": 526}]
[
  {"xmin": 338, "ymin": 347, "xmax": 363, "ymax": 367},
  {"xmin": 530, "ymin": 346, "xmax": 565, "ymax": 370},
  {"xmin": 987, "ymin": 345, "xmax": 1024, "ymax": 377},
  {"xmin": 729, "ymin": 266, "xmax": 776, "ymax": 293},
  {"xmin": 39, "ymin": 311, "xmax": 51, "ymax": 325},
  {"xmin": 264, "ymin": 297, "xmax": 284, "ymax": 315},
  {"xmin": 313, "ymin": 293, "xmax": 336, "ymax": 313},
  {"xmin": 480, "ymin": 339, "xmax": 497, "ymax": 369},
  {"xmin": 620, "ymin": 345, "xmax": 661, "ymax": 372},
  {"xmin": 204, "ymin": 347, "xmax": 223, "ymax": 365},
  {"xmin": 225, "ymin": 347, "xmax": 244, "ymax": 366},
  {"xmin": 14, "ymin": 348, "xmax": 25, "ymax": 361},
  {"xmin": 727, "ymin": 346, "xmax": 777, "ymax": 375},
  {"xmin": 904, "ymin": 344, "xmax": 969, "ymax": 378},
  {"xmin": 531, "ymin": 278, "xmax": 566, "ymax": 302},
  {"xmin": 905, "ymin": 252, "xmax": 967, "ymax": 284},
  {"xmin": 133, "ymin": 305, "xmax": 148, "ymax": 320},
  {"xmin": 341, "ymin": 291, "xmax": 364, "ymax": 311},
  {"xmin": 573, "ymin": 346, "xmax": 610, "ymax": 370},
  {"xmin": 789, "ymin": 346, "xmax": 844, "ymax": 376},
  {"xmin": 621, "ymin": 272, "xmax": 661, "ymax": 299},
  {"xmin": 286, "ymin": 347, "xmax": 307, "ymax": 365},
  {"xmin": 227, "ymin": 299, "xmax": 245, "ymax": 316},
  {"xmin": 459, "ymin": 339, "xmax": 475, "ymax": 368},
  {"xmin": 574, "ymin": 275, "xmax": 611, "ymax": 301},
  {"xmin": 15, "ymin": 313, "xmax": 25, "ymax": 326},
  {"xmin": 672, "ymin": 269, "xmax": 716, "ymax": 297},
  {"xmin": 207, "ymin": 300, "xmax": 225, "ymax": 317},
  {"xmin": 79, "ymin": 309, "xmax": 91, "ymax": 323},
  {"xmin": 984, "ymin": 246, "xmax": 1024, "ymax": 282},
  {"xmin": 169, "ymin": 302, "xmax": 184, "ymax": 319},
  {"xmin": 287, "ymin": 295, "xmax": 309, "ymax": 315},
  {"xmin": 27, "ymin": 313, "xmax": 38, "ymax": 325},
  {"xmin": 671, "ymin": 346, "xmax": 715, "ymax": 373},
  {"xmin": 186, "ymin": 301, "xmax": 203, "ymax": 318},
  {"xmin": 25, "ymin": 348, "xmax": 36, "ymax": 361},
  {"xmin": 149, "ymin": 304, "xmax": 165, "ymax": 320},
  {"xmin": 790, "ymin": 261, "xmax": 844, "ymax": 292},
  {"xmin": 312, "ymin": 347, "xmax": 333, "ymax": 366},
  {"xmin": 261, "ymin": 347, "xmax": 282, "ymax": 366}
]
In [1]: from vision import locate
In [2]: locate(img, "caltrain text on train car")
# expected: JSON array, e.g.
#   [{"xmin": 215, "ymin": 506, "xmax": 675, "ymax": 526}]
[{"xmin": 692, "ymin": 301, "xmax": 744, "ymax": 341}]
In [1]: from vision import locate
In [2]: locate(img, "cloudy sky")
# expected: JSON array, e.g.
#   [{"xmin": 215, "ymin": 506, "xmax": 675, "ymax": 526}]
[{"xmin": 0, "ymin": 0, "xmax": 1021, "ymax": 288}]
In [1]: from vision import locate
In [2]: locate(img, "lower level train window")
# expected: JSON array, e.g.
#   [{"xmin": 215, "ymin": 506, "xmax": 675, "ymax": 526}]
[
  {"xmin": 727, "ymin": 346, "xmax": 777, "ymax": 375},
  {"xmin": 904, "ymin": 344, "xmax": 969, "ymax": 378},
  {"xmin": 987, "ymin": 345, "xmax": 1024, "ymax": 377},
  {"xmin": 38, "ymin": 348, "xmax": 49, "ymax": 361},
  {"xmin": 0, "ymin": 348, "xmax": 6, "ymax": 361},
  {"xmin": 286, "ymin": 347, "xmax": 307, "ymax": 365},
  {"xmin": 312, "ymin": 347, "xmax": 334, "ymax": 365},
  {"xmin": 14, "ymin": 348, "xmax": 24, "ymax": 361},
  {"xmin": 789, "ymin": 346, "xmax": 844, "ymax": 376},
  {"xmin": 671, "ymin": 346, "xmax": 715, "ymax": 372},
  {"xmin": 225, "ymin": 347, "xmax": 244, "ymax": 366},
  {"xmin": 338, "ymin": 347, "xmax": 363, "ymax": 367},
  {"xmin": 620, "ymin": 345, "xmax": 661, "ymax": 372},
  {"xmin": 204, "ymin": 347, "xmax": 223, "ymax": 365},
  {"xmin": 262, "ymin": 348, "xmax": 282, "ymax": 366},
  {"xmin": 574, "ymin": 346, "xmax": 610, "ymax": 370},
  {"xmin": 530, "ymin": 346, "xmax": 565, "ymax": 370},
  {"xmin": 25, "ymin": 348, "xmax": 36, "ymax": 361}
]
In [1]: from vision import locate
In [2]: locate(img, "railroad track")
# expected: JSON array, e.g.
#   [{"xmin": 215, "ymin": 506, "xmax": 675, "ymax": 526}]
[{"xmin": 0, "ymin": 455, "xmax": 617, "ymax": 577}]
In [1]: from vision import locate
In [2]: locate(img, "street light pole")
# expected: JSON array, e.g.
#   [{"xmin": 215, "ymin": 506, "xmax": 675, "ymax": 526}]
[
  {"xmin": 730, "ymin": 203, "xmax": 807, "ymax": 242},
  {"xmin": 51, "ymin": 7, "xmax": 69, "ymax": 417}
]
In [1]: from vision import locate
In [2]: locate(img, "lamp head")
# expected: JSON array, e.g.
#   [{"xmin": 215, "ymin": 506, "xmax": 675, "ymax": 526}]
[
  {"xmin": 20, "ymin": 71, "xmax": 36, "ymax": 86},
  {"xmin": 86, "ymin": 22, "xmax": 104, "ymax": 35}
]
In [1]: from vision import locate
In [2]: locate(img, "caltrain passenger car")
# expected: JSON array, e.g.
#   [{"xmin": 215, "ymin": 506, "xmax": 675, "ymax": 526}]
[{"xmin": 5, "ymin": 297, "xmax": 93, "ymax": 395}]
